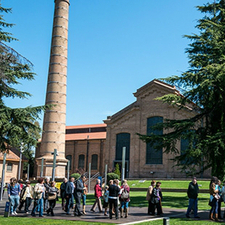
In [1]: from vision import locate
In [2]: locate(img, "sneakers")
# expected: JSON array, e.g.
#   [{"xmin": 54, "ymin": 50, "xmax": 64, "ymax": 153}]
[
  {"xmin": 11, "ymin": 212, "xmax": 15, "ymax": 216},
  {"xmin": 14, "ymin": 211, "xmax": 18, "ymax": 215}
]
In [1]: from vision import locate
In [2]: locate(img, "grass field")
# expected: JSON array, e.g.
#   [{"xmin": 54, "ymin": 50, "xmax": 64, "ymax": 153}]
[
  {"xmin": 135, "ymin": 218, "xmax": 225, "ymax": 224},
  {"xmin": 0, "ymin": 216, "xmax": 223, "ymax": 225},
  {"xmin": 0, "ymin": 217, "xmax": 111, "ymax": 225},
  {"xmin": 127, "ymin": 180, "xmax": 210, "ymax": 189},
  {"xmin": 127, "ymin": 192, "xmax": 211, "ymax": 210}
]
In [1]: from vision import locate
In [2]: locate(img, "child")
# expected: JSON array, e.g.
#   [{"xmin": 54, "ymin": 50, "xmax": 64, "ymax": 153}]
[{"xmin": 103, "ymin": 185, "xmax": 109, "ymax": 216}]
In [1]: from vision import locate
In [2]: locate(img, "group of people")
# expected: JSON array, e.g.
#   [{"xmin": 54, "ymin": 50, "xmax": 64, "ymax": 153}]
[
  {"xmin": 7, "ymin": 175, "xmax": 131, "ymax": 220},
  {"xmin": 7, "ymin": 177, "xmax": 59, "ymax": 217},
  {"xmin": 185, "ymin": 176, "xmax": 225, "ymax": 222},
  {"xmin": 146, "ymin": 180, "xmax": 163, "ymax": 216}
]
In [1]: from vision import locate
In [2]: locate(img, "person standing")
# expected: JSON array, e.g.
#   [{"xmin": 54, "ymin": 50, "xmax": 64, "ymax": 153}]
[
  {"xmin": 7, "ymin": 177, "xmax": 20, "ymax": 216},
  {"xmin": 44, "ymin": 177, "xmax": 50, "ymax": 212},
  {"xmin": 108, "ymin": 179, "xmax": 120, "ymax": 219},
  {"xmin": 74, "ymin": 175, "xmax": 86, "ymax": 216},
  {"xmin": 209, "ymin": 176, "xmax": 220, "ymax": 221},
  {"xmin": 18, "ymin": 180, "xmax": 25, "ymax": 211},
  {"xmin": 120, "ymin": 179, "xmax": 130, "ymax": 218},
  {"xmin": 60, "ymin": 178, "xmax": 68, "ymax": 210},
  {"xmin": 65, "ymin": 176, "xmax": 75, "ymax": 215},
  {"xmin": 146, "ymin": 180, "xmax": 155, "ymax": 215},
  {"xmin": 46, "ymin": 181, "xmax": 59, "ymax": 216},
  {"xmin": 91, "ymin": 179, "xmax": 103, "ymax": 212},
  {"xmin": 103, "ymin": 185, "xmax": 109, "ymax": 216},
  {"xmin": 31, "ymin": 177, "xmax": 45, "ymax": 217},
  {"xmin": 185, "ymin": 177, "xmax": 200, "ymax": 219},
  {"xmin": 21, "ymin": 181, "xmax": 33, "ymax": 214},
  {"xmin": 82, "ymin": 181, "xmax": 88, "ymax": 215}
]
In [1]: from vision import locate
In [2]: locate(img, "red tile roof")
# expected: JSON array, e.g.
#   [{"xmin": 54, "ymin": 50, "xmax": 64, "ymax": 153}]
[{"xmin": 66, "ymin": 132, "xmax": 106, "ymax": 141}]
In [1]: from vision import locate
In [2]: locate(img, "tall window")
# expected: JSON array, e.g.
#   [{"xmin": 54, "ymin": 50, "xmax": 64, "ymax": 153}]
[
  {"xmin": 78, "ymin": 154, "xmax": 85, "ymax": 169},
  {"xmin": 146, "ymin": 117, "xmax": 163, "ymax": 164},
  {"xmin": 91, "ymin": 154, "xmax": 98, "ymax": 170},
  {"xmin": 7, "ymin": 162, "xmax": 12, "ymax": 172},
  {"xmin": 116, "ymin": 133, "xmax": 130, "ymax": 160},
  {"xmin": 180, "ymin": 130, "xmax": 196, "ymax": 164},
  {"xmin": 66, "ymin": 155, "xmax": 72, "ymax": 170}
]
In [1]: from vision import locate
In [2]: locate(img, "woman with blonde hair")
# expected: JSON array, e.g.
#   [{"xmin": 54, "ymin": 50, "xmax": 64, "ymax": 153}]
[{"xmin": 120, "ymin": 179, "xmax": 130, "ymax": 218}]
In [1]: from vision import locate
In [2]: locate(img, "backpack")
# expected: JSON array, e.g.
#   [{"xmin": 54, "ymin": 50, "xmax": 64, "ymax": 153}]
[{"xmin": 121, "ymin": 189, "xmax": 129, "ymax": 200}]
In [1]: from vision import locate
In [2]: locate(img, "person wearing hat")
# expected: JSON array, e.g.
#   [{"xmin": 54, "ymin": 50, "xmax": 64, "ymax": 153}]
[{"xmin": 21, "ymin": 181, "xmax": 33, "ymax": 214}]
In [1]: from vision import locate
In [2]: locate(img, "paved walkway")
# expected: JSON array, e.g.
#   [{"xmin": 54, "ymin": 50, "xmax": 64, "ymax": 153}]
[{"xmin": 0, "ymin": 195, "xmax": 225, "ymax": 224}]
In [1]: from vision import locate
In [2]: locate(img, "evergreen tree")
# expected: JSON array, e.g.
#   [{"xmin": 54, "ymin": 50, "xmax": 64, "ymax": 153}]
[
  {"xmin": 0, "ymin": 4, "xmax": 45, "ymax": 151},
  {"xmin": 138, "ymin": 0, "xmax": 225, "ymax": 180},
  {"xmin": 114, "ymin": 163, "xmax": 121, "ymax": 178}
]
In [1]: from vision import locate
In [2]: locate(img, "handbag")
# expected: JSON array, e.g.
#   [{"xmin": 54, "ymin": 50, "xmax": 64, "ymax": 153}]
[{"xmin": 48, "ymin": 193, "xmax": 56, "ymax": 200}]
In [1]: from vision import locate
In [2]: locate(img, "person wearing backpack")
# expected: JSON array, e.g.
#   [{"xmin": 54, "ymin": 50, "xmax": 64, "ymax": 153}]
[{"xmin": 120, "ymin": 180, "xmax": 130, "ymax": 218}]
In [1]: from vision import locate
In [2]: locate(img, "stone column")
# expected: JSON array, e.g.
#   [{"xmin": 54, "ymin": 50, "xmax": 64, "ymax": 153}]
[{"xmin": 36, "ymin": 0, "xmax": 70, "ymax": 179}]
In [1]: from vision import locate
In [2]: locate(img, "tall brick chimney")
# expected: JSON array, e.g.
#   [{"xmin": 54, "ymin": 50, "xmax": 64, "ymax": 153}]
[{"xmin": 36, "ymin": 0, "xmax": 70, "ymax": 178}]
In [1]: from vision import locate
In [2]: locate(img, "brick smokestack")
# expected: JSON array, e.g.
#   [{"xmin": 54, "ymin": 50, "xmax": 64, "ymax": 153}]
[{"xmin": 36, "ymin": 0, "xmax": 70, "ymax": 178}]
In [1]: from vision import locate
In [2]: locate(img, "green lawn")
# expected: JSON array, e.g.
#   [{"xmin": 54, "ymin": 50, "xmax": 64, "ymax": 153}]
[
  {"xmin": 127, "ymin": 191, "xmax": 210, "ymax": 210},
  {"xmin": 0, "ymin": 217, "xmax": 111, "ymax": 225},
  {"xmin": 135, "ymin": 218, "xmax": 225, "ymax": 224},
  {"xmin": 127, "ymin": 180, "xmax": 210, "ymax": 189}
]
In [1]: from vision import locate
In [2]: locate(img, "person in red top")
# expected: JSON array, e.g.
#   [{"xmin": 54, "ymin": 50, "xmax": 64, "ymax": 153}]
[{"xmin": 90, "ymin": 179, "xmax": 102, "ymax": 212}]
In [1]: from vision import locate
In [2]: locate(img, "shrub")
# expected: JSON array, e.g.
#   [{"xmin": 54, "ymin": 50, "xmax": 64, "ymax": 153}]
[
  {"xmin": 70, "ymin": 173, "xmax": 80, "ymax": 180},
  {"xmin": 107, "ymin": 172, "xmax": 120, "ymax": 184}
]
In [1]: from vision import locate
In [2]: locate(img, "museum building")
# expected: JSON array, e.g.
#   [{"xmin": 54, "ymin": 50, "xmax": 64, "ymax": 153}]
[{"xmin": 35, "ymin": 79, "xmax": 210, "ymax": 178}]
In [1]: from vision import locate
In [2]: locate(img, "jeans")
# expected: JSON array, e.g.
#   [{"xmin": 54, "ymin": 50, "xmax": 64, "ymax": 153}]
[
  {"xmin": 210, "ymin": 198, "xmax": 219, "ymax": 214},
  {"xmin": 82, "ymin": 195, "xmax": 86, "ymax": 205},
  {"xmin": 65, "ymin": 195, "xmax": 74, "ymax": 214},
  {"xmin": 186, "ymin": 198, "xmax": 198, "ymax": 217},
  {"xmin": 25, "ymin": 197, "xmax": 32, "ymax": 212},
  {"xmin": 121, "ymin": 201, "xmax": 129, "ymax": 209},
  {"xmin": 9, "ymin": 195, "xmax": 20, "ymax": 213},
  {"xmin": 31, "ymin": 198, "xmax": 43, "ymax": 216},
  {"xmin": 44, "ymin": 198, "xmax": 48, "ymax": 211}
]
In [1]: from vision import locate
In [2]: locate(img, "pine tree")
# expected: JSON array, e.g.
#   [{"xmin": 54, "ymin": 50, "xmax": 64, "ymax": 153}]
[
  {"xmin": 0, "ymin": 4, "xmax": 45, "ymax": 151},
  {"xmin": 138, "ymin": 0, "xmax": 225, "ymax": 180}
]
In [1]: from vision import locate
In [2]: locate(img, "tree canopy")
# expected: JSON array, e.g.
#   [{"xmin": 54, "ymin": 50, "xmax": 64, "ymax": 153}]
[
  {"xmin": 138, "ymin": 0, "xmax": 225, "ymax": 180},
  {"xmin": 0, "ymin": 4, "xmax": 45, "ymax": 152}
]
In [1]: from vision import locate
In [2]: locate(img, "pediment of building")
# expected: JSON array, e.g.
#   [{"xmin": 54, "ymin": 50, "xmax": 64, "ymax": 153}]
[{"xmin": 133, "ymin": 79, "xmax": 178, "ymax": 99}]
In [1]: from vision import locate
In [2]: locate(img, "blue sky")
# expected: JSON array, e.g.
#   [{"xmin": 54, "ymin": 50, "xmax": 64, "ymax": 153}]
[{"xmin": 2, "ymin": 0, "xmax": 207, "ymax": 126}]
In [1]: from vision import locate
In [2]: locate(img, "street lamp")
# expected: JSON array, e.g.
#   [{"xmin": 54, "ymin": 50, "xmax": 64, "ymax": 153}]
[
  {"xmin": 0, "ymin": 152, "xmax": 7, "ymax": 201},
  {"xmin": 18, "ymin": 143, "xmax": 24, "ymax": 180}
]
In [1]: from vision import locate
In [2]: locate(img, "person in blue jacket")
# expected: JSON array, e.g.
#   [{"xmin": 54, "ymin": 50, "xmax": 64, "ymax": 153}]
[{"xmin": 7, "ymin": 177, "xmax": 20, "ymax": 216}]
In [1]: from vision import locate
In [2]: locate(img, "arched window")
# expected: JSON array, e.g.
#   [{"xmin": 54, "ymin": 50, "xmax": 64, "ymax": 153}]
[
  {"xmin": 78, "ymin": 154, "xmax": 85, "ymax": 169},
  {"xmin": 91, "ymin": 154, "xmax": 98, "ymax": 170},
  {"xmin": 146, "ymin": 117, "xmax": 163, "ymax": 164},
  {"xmin": 66, "ymin": 155, "xmax": 72, "ymax": 170},
  {"xmin": 115, "ymin": 133, "xmax": 130, "ymax": 160}
]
